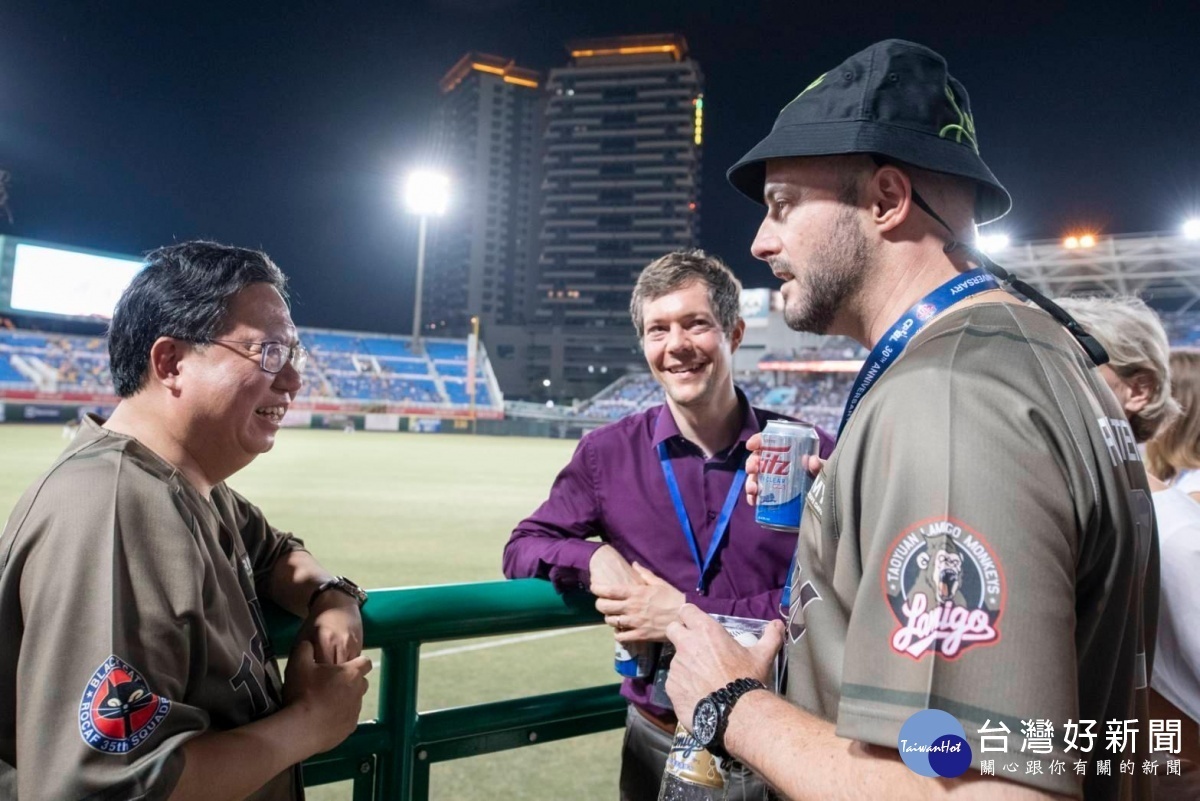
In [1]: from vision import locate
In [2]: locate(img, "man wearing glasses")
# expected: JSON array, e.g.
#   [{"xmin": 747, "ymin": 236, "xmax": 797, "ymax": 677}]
[{"xmin": 0, "ymin": 241, "xmax": 371, "ymax": 800}]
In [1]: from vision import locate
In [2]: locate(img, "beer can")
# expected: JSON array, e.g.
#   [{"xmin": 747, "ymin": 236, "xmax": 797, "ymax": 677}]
[
  {"xmin": 614, "ymin": 640, "xmax": 658, "ymax": 678},
  {"xmin": 754, "ymin": 420, "xmax": 820, "ymax": 532}
]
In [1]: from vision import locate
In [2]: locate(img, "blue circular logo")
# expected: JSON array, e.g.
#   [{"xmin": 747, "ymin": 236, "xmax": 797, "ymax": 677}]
[{"xmin": 897, "ymin": 709, "xmax": 973, "ymax": 778}]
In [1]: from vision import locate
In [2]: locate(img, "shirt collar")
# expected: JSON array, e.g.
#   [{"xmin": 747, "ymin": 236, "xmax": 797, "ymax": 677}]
[
  {"xmin": 651, "ymin": 386, "xmax": 760, "ymax": 456},
  {"xmin": 80, "ymin": 414, "xmax": 201, "ymax": 489}
]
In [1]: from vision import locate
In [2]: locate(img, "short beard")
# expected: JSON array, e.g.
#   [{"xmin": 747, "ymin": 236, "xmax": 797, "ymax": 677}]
[{"xmin": 779, "ymin": 207, "xmax": 870, "ymax": 334}]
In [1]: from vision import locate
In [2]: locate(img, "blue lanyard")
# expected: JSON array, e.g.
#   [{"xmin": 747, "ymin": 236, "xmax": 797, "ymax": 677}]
[
  {"xmin": 657, "ymin": 441, "xmax": 746, "ymax": 594},
  {"xmin": 837, "ymin": 268, "xmax": 999, "ymax": 439},
  {"xmin": 781, "ymin": 551, "xmax": 798, "ymax": 613}
]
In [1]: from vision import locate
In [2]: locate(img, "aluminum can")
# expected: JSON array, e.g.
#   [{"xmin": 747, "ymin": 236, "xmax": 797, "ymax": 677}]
[
  {"xmin": 614, "ymin": 640, "xmax": 658, "ymax": 678},
  {"xmin": 754, "ymin": 420, "xmax": 820, "ymax": 532}
]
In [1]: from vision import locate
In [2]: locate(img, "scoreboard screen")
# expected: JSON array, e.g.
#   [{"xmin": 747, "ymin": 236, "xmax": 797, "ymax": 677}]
[{"xmin": 0, "ymin": 237, "xmax": 143, "ymax": 322}]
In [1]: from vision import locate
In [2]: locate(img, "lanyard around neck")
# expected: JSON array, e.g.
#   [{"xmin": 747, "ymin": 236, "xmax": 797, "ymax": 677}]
[
  {"xmin": 837, "ymin": 268, "xmax": 999, "ymax": 439},
  {"xmin": 656, "ymin": 441, "xmax": 746, "ymax": 595}
]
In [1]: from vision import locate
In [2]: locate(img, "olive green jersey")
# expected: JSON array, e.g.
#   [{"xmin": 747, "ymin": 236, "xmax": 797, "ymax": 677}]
[
  {"xmin": 785, "ymin": 303, "xmax": 1157, "ymax": 799},
  {"xmin": 0, "ymin": 417, "xmax": 306, "ymax": 800}
]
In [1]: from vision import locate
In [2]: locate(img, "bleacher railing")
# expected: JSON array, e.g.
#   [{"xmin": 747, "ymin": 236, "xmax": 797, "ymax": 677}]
[{"xmin": 266, "ymin": 580, "xmax": 625, "ymax": 800}]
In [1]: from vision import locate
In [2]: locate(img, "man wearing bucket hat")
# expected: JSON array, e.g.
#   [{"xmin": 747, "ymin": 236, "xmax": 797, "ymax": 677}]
[{"xmin": 664, "ymin": 40, "xmax": 1157, "ymax": 800}]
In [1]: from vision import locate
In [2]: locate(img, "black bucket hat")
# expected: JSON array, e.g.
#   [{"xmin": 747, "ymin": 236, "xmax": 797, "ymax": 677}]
[{"xmin": 727, "ymin": 39, "xmax": 1012, "ymax": 224}]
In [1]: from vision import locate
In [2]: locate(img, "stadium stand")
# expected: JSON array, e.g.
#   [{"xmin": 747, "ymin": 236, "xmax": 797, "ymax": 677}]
[
  {"xmin": 1162, "ymin": 312, "xmax": 1200, "ymax": 347},
  {"xmin": 571, "ymin": 302, "xmax": 1200, "ymax": 428},
  {"xmin": 572, "ymin": 369, "xmax": 852, "ymax": 432},
  {"xmin": 0, "ymin": 325, "xmax": 503, "ymax": 413},
  {"xmin": 0, "ymin": 330, "xmax": 113, "ymax": 392},
  {"xmin": 2, "ymin": 307, "xmax": 1197, "ymax": 425},
  {"xmin": 0, "ymin": 355, "xmax": 25, "ymax": 384}
]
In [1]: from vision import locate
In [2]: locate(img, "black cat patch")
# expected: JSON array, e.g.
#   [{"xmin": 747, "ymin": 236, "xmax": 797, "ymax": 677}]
[{"xmin": 78, "ymin": 655, "xmax": 171, "ymax": 753}]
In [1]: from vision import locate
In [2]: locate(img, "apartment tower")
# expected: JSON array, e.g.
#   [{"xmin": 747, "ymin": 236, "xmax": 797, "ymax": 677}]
[
  {"xmin": 530, "ymin": 34, "xmax": 704, "ymax": 399},
  {"xmin": 424, "ymin": 53, "xmax": 543, "ymax": 338}
]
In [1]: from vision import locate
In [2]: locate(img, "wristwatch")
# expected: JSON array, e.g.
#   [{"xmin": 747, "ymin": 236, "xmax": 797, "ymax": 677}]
[
  {"xmin": 692, "ymin": 677, "xmax": 767, "ymax": 759},
  {"xmin": 309, "ymin": 576, "xmax": 368, "ymax": 610}
]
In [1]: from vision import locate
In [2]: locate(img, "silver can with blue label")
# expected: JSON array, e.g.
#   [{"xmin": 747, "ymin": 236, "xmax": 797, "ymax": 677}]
[
  {"xmin": 754, "ymin": 420, "xmax": 820, "ymax": 532},
  {"xmin": 614, "ymin": 640, "xmax": 658, "ymax": 678}
]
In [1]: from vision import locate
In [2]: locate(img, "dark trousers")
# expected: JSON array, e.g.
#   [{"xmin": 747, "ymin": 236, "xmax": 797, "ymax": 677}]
[{"xmin": 619, "ymin": 705, "xmax": 768, "ymax": 801}]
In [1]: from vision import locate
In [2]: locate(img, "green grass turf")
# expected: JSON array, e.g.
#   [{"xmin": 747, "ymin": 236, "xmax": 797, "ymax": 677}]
[{"xmin": 0, "ymin": 424, "xmax": 625, "ymax": 800}]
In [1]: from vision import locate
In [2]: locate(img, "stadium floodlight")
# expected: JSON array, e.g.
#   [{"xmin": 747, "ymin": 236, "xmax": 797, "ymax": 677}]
[
  {"xmin": 542, "ymin": 378, "xmax": 552, "ymax": 388},
  {"xmin": 1079, "ymin": 233, "xmax": 1097, "ymax": 248},
  {"xmin": 976, "ymin": 233, "xmax": 1010, "ymax": 254},
  {"xmin": 403, "ymin": 170, "xmax": 450, "ymax": 351},
  {"xmin": 1184, "ymin": 218, "xmax": 1200, "ymax": 240},
  {"xmin": 404, "ymin": 170, "xmax": 450, "ymax": 217},
  {"xmin": 1063, "ymin": 236, "xmax": 1080, "ymax": 250}
]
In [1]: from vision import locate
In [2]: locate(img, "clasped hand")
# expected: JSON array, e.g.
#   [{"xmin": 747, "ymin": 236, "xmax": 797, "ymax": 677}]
[{"xmin": 589, "ymin": 546, "xmax": 684, "ymax": 642}]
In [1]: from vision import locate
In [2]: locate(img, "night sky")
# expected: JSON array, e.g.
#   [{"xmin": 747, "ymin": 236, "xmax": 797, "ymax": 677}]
[{"xmin": 3, "ymin": 1, "xmax": 1199, "ymax": 335}]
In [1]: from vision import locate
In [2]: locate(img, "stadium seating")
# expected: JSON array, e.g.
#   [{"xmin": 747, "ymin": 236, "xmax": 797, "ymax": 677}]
[
  {"xmin": 426, "ymin": 342, "xmax": 468, "ymax": 361},
  {"xmin": 302, "ymin": 328, "xmax": 498, "ymax": 408},
  {"xmin": 307, "ymin": 332, "xmax": 361, "ymax": 353},
  {"xmin": 1163, "ymin": 313, "xmax": 1200, "ymax": 347},
  {"xmin": 0, "ymin": 331, "xmax": 50, "ymax": 349},
  {"xmin": 2, "ymin": 304, "xmax": 1195, "ymax": 421},
  {"xmin": 379, "ymin": 358, "xmax": 431, "ymax": 376},
  {"xmin": 361, "ymin": 337, "xmax": 419, "ymax": 358},
  {"xmin": 444, "ymin": 381, "xmax": 491, "ymax": 406},
  {"xmin": 0, "ymin": 355, "xmax": 26, "ymax": 383},
  {"xmin": 575, "ymin": 369, "xmax": 852, "ymax": 433},
  {"xmin": 0, "ymin": 325, "xmax": 503, "ymax": 412}
]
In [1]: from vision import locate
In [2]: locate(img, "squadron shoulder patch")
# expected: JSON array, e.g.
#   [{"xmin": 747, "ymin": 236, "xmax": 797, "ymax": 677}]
[
  {"xmin": 78, "ymin": 655, "xmax": 171, "ymax": 754},
  {"xmin": 881, "ymin": 518, "xmax": 1004, "ymax": 660}
]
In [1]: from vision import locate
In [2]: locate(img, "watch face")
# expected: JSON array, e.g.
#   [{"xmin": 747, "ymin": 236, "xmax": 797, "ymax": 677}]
[{"xmin": 693, "ymin": 698, "xmax": 720, "ymax": 745}]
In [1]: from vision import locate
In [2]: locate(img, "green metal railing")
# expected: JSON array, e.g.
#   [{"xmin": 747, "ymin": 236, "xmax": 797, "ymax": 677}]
[{"xmin": 266, "ymin": 579, "xmax": 625, "ymax": 800}]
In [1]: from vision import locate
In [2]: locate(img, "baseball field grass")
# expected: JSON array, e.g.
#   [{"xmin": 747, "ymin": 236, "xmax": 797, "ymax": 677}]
[{"xmin": 0, "ymin": 424, "xmax": 624, "ymax": 800}]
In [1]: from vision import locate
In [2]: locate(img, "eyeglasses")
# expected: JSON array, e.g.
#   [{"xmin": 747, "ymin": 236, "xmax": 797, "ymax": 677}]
[{"xmin": 206, "ymin": 339, "xmax": 309, "ymax": 374}]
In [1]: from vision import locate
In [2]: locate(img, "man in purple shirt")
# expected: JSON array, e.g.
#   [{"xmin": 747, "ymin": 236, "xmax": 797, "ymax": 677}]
[{"xmin": 503, "ymin": 249, "xmax": 834, "ymax": 800}]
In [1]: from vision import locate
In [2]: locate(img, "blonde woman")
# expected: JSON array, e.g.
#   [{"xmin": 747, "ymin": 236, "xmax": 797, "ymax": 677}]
[
  {"xmin": 1057, "ymin": 298, "xmax": 1199, "ymax": 793},
  {"xmin": 1148, "ymin": 349, "xmax": 1200, "ymax": 503}
]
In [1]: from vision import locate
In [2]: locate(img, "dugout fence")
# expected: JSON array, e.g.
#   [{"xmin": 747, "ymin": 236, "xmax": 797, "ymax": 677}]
[{"xmin": 266, "ymin": 579, "xmax": 625, "ymax": 800}]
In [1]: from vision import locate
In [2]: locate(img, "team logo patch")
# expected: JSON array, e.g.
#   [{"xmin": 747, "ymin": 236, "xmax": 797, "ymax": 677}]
[
  {"xmin": 914, "ymin": 303, "xmax": 938, "ymax": 321},
  {"xmin": 882, "ymin": 518, "xmax": 1004, "ymax": 660},
  {"xmin": 78, "ymin": 655, "xmax": 171, "ymax": 754}
]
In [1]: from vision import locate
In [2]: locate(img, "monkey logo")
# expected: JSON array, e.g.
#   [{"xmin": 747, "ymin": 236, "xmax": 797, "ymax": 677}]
[
  {"xmin": 78, "ymin": 655, "xmax": 171, "ymax": 753},
  {"xmin": 918, "ymin": 540, "xmax": 968, "ymax": 607},
  {"xmin": 882, "ymin": 519, "xmax": 1004, "ymax": 660}
]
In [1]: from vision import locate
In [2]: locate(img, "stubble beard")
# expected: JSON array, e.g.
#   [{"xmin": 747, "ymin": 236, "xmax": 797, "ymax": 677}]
[{"xmin": 779, "ymin": 208, "xmax": 871, "ymax": 335}]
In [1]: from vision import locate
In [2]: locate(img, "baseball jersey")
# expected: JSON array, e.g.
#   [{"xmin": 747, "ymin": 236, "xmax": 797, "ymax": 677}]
[
  {"xmin": 0, "ymin": 416, "xmax": 306, "ymax": 800},
  {"xmin": 784, "ymin": 303, "xmax": 1158, "ymax": 800}
]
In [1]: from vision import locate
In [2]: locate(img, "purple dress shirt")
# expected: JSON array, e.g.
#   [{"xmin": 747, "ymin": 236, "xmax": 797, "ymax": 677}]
[{"xmin": 502, "ymin": 388, "xmax": 835, "ymax": 711}]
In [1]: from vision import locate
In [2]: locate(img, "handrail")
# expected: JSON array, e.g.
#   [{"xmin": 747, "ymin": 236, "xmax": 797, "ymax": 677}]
[{"xmin": 266, "ymin": 579, "xmax": 626, "ymax": 800}]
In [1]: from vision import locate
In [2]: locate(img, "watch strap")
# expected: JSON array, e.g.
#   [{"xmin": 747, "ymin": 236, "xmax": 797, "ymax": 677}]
[
  {"xmin": 705, "ymin": 677, "xmax": 767, "ymax": 759},
  {"xmin": 309, "ymin": 576, "xmax": 368, "ymax": 610}
]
